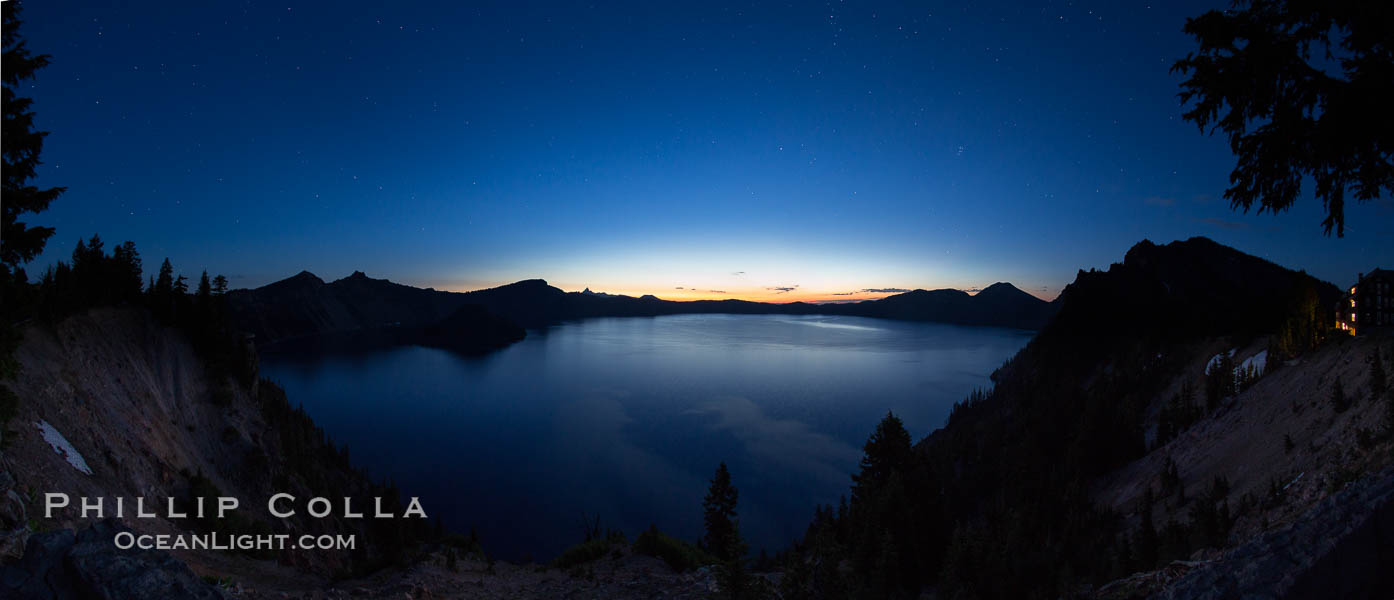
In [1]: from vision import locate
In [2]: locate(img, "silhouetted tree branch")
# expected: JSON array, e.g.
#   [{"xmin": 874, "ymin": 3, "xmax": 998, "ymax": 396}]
[{"xmin": 1172, "ymin": 0, "xmax": 1393, "ymax": 236}]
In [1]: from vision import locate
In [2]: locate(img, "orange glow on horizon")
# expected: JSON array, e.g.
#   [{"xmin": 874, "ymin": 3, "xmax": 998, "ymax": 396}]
[
  {"xmin": 587, "ymin": 288, "xmax": 902, "ymax": 304},
  {"xmin": 414, "ymin": 272, "xmax": 1058, "ymax": 303},
  {"xmin": 422, "ymin": 280, "xmax": 1056, "ymax": 304}
]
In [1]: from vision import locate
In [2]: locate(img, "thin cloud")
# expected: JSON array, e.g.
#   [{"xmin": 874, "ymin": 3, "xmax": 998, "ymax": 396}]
[
  {"xmin": 768, "ymin": 286, "xmax": 798, "ymax": 294},
  {"xmin": 831, "ymin": 292, "xmax": 855, "ymax": 296},
  {"xmin": 1196, "ymin": 217, "xmax": 1251, "ymax": 230},
  {"xmin": 731, "ymin": 271, "xmax": 746, "ymax": 276},
  {"xmin": 860, "ymin": 288, "xmax": 910, "ymax": 294},
  {"xmin": 1143, "ymin": 195, "xmax": 1176, "ymax": 207},
  {"xmin": 675, "ymin": 286, "xmax": 685, "ymax": 289},
  {"xmin": 708, "ymin": 290, "xmax": 727, "ymax": 294}
]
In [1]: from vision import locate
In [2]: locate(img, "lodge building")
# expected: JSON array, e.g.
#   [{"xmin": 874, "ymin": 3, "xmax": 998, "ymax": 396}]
[{"xmin": 1338, "ymin": 269, "xmax": 1394, "ymax": 335}]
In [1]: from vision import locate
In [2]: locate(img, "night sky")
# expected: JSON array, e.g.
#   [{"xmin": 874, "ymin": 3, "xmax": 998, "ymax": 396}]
[{"xmin": 17, "ymin": 1, "xmax": 1394, "ymax": 302}]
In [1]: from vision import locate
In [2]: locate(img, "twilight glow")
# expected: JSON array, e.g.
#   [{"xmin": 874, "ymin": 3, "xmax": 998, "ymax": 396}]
[{"xmin": 19, "ymin": 1, "xmax": 1393, "ymax": 299}]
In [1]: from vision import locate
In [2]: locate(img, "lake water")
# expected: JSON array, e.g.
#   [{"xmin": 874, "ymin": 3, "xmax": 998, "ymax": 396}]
[{"xmin": 260, "ymin": 314, "xmax": 1032, "ymax": 561}]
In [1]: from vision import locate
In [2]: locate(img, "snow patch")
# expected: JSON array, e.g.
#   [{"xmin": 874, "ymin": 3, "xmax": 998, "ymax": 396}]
[
  {"xmin": 1206, "ymin": 349, "xmax": 1236, "ymax": 373},
  {"xmin": 1238, "ymin": 350, "xmax": 1268, "ymax": 376},
  {"xmin": 1283, "ymin": 471, "xmax": 1304, "ymax": 491},
  {"xmin": 35, "ymin": 420, "xmax": 93, "ymax": 475}
]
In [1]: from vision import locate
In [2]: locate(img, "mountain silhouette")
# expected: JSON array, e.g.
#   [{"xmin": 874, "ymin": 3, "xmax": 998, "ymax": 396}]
[
  {"xmin": 225, "ymin": 271, "xmax": 523, "ymax": 353},
  {"xmin": 227, "ymin": 271, "xmax": 1058, "ymax": 353},
  {"xmin": 888, "ymin": 236, "xmax": 1348, "ymax": 597}
]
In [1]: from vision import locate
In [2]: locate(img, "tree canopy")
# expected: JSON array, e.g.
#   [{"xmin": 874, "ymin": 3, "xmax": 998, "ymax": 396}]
[
  {"xmin": 1172, "ymin": 0, "xmax": 1393, "ymax": 236},
  {"xmin": 702, "ymin": 462, "xmax": 741, "ymax": 561},
  {"xmin": 2, "ymin": 1, "xmax": 63, "ymax": 272},
  {"xmin": 851, "ymin": 411, "xmax": 913, "ymax": 503},
  {"xmin": 1, "ymin": 0, "xmax": 60, "ymax": 425}
]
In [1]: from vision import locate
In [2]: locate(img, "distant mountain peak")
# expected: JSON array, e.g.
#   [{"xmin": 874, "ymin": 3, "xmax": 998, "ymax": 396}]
[
  {"xmin": 490, "ymin": 278, "xmax": 550, "ymax": 291},
  {"xmin": 976, "ymin": 282, "xmax": 1035, "ymax": 301},
  {"xmin": 276, "ymin": 270, "xmax": 325, "ymax": 287},
  {"xmin": 896, "ymin": 288, "xmax": 971, "ymax": 299}
]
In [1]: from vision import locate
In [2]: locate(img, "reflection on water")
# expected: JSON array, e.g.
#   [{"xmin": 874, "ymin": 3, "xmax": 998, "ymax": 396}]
[
  {"xmin": 260, "ymin": 314, "xmax": 1032, "ymax": 560},
  {"xmin": 776, "ymin": 317, "xmax": 883, "ymax": 331}
]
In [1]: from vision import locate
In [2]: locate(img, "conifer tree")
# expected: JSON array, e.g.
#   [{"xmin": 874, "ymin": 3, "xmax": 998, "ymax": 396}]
[
  {"xmin": 2, "ymin": 1, "xmax": 63, "ymax": 278},
  {"xmin": 852, "ymin": 412, "xmax": 912, "ymax": 503},
  {"xmin": 1, "ymin": 3, "xmax": 62, "ymax": 425},
  {"xmin": 714, "ymin": 534, "xmax": 758, "ymax": 600},
  {"xmin": 1173, "ymin": 0, "xmax": 1394, "ymax": 236},
  {"xmin": 111, "ymin": 241, "xmax": 143, "ymax": 301},
  {"xmin": 703, "ymin": 462, "xmax": 740, "ymax": 561},
  {"xmin": 155, "ymin": 258, "xmax": 174, "ymax": 296}
]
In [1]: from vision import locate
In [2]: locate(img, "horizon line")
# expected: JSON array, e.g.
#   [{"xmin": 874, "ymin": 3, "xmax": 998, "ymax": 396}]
[{"xmin": 241, "ymin": 270, "xmax": 1060, "ymax": 303}]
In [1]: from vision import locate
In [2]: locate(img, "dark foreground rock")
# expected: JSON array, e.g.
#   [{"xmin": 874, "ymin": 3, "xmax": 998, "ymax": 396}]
[
  {"xmin": 1, "ymin": 519, "xmax": 222, "ymax": 600},
  {"xmin": 1153, "ymin": 467, "xmax": 1394, "ymax": 599}
]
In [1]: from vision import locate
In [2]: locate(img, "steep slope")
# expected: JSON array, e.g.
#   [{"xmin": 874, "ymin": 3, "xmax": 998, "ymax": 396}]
[
  {"xmin": 1085, "ymin": 331, "xmax": 1394, "ymax": 599},
  {"xmin": 971, "ymin": 282, "xmax": 1058, "ymax": 329},
  {"xmin": 0, "ymin": 307, "xmax": 429, "ymax": 594},
  {"xmin": 928, "ymin": 237, "xmax": 1388, "ymax": 596},
  {"xmin": 0, "ymin": 307, "xmax": 712, "ymax": 599},
  {"xmin": 1151, "ymin": 465, "xmax": 1394, "ymax": 599},
  {"xmin": 775, "ymin": 236, "xmax": 1377, "ymax": 599}
]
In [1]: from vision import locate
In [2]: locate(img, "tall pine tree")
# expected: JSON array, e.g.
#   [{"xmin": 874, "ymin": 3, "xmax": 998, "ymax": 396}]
[
  {"xmin": 703, "ymin": 462, "xmax": 741, "ymax": 561},
  {"xmin": 111, "ymin": 241, "xmax": 143, "ymax": 301},
  {"xmin": 1, "ymin": 1, "xmax": 62, "ymax": 425},
  {"xmin": 851, "ymin": 412, "xmax": 913, "ymax": 503},
  {"xmin": 1, "ymin": 1, "xmax": 63, "ymax": 278}
]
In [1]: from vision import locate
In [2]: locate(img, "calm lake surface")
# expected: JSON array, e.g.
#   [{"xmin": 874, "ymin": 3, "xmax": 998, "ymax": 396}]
[{"xmin": 260, "ymin": 314, "xmax": 1032, "ymax": 561}]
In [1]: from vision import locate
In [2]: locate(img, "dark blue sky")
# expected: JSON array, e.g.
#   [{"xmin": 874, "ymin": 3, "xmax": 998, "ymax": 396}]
[{"xmin": 18, "ymin": 1, "xmax": 1393, "ymax": 301}]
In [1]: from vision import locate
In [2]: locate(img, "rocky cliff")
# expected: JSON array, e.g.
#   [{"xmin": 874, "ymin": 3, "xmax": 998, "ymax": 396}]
[
  {"xmin": 1156, "ymin": 466, "xmax": 1394, "ymax": 599},
  {"xmin": 888, "ymin": 237, "xmax": 1388, "ymax": 598},
  {"xmin": 0, "ymin": 307, "xmax": 427, "ymax": 597}
]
